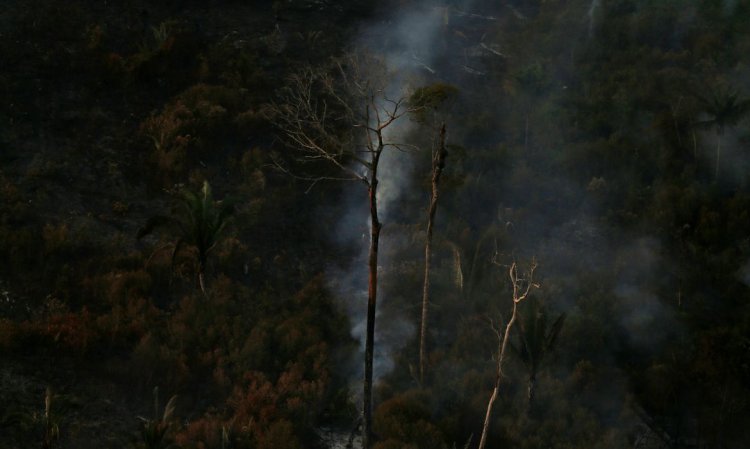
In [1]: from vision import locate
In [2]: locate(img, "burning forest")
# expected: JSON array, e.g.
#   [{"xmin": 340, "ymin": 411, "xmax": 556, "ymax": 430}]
[{"xmin": 1, "ymin": 0, "xmax": 750, "ymax": 448}]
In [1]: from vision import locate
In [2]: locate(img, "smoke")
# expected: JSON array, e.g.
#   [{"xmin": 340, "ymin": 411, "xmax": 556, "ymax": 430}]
[
  {"xmin": 326, "ymin": 0, "xmax": 618, "ymax": 384},
  {"xmin": 325, "ymin": 0, "xmax": 685, "ymax": 438},
  {"xmin": 325, "ymin": 2, "xmax": 450, "ymax": 388},
  {"xmin": 376, "ymin": 123, "xmax": 418, "ymax": 222},
  {"xmin": 612, "ymin": 238, "xmax": 680, "ymax": 352},
  {"xmin": 356, "ymin": 3, "xmax": 446, "ymax": 221},
  {"xmin": 587, "ymin": 0, "xmax": 601, "ymax": 37},
  {"xmin": 357, "ymin": 4, "xmax": 445, "ymax": 78}
]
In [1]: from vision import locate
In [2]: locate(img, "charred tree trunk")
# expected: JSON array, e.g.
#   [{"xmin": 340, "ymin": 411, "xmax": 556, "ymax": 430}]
[
  {"xmin": 266, "ymin": 56, "xmax": 416, "ymax": 449},
  {"xmin": 363, "ymin": 149, "xmax": 382, "ymax": 449},
  {"xmin": 419, "ymin": 123, "xmax": 447, "ymax": 384}
]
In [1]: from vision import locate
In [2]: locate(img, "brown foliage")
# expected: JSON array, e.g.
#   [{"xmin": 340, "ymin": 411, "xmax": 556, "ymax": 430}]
[
  {"xmin": 373, "ymin": 390, "xmax": 447, "ymax": 449},
  {"xmin": 139, "ymin": 84, "xmax": 251, "ymax": 183}
]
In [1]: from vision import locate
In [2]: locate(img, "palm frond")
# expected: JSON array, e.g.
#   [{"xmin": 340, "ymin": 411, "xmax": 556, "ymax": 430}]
[
  {"xmin": 514, "ymin": 300, "xmax": 566, "ymax": 374},
  {"xmin": 162, "ymin": 395, "xmax": 178, "ymax": 422},
  {"xmin": 141, "ymin": 181, "xmax": 235, "ymax": 294},
  {"xmin": 545, "ymin": 312, "xmax": 567, "ymax": 353},
  {"xmin": 695, "ymin": 85, "xmax": 750, "ymax": 130}
]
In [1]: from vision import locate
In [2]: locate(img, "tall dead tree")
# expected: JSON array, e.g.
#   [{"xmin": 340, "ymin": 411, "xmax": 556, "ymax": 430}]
[
  {"xmin": 419, "ymin": 123, "xmax": 447, "ymax": 384},
  {"xmin": 408, "ymin": 83, "xmax": 457, "ymax": 384},
  {"xmin": 267, "ymin": 52, "xmax": 417, "ymax": 449},
  {"xmin": 478, "ymin": 258, "xmax": 539, "ymax": 449}
]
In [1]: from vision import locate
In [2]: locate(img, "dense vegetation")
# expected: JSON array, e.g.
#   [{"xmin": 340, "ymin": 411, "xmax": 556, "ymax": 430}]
[{"xmin": 1, "ymin": 0, "xmax": 749, "ymax": 448}]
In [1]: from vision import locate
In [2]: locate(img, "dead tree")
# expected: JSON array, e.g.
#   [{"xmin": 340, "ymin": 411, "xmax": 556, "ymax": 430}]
[
  {"xmin": 419, "ymin": 123, "xmax": 447, "ymax": 384},
  {"xmin": 407, "ymin": 83, "xmax": 457, "ymax": 385},
  {"xmin": 478, "ymin": 258, "xmax": 539, "ymax": 449},
  {"xmin": 267, "ymin": 52, "xmax": 417, "ymax": 449}
]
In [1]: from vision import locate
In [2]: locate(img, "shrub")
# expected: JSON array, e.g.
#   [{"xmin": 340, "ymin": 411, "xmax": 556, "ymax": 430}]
[
  {"xmin": 130, "ymin": 333, "xmax": 190, "ymax": 390},
  {"xmin": 0, "ymin": 318, "xmax": 17, "ymax": 350},
  {"xmin": 139, "ymin": 84, "xmax": 251, "ymax": 182},
  {"xmin": 256, "ymin": 420, "xmax": 300, "ymax": 449},
  {"xmin": 373, "ymin": 390, "xmax": 447, "ymax": 449}
]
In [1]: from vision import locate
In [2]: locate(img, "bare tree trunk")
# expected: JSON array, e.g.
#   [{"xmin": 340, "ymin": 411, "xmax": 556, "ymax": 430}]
[
  {"xmin": 450, "ymin": 242, "xmax": 464, "ymax": 291},
  {"xmin": 419, "ymin": 124, "xmax": 447, "ymax": 384},
  {"xmin": 527, "ymin": 373, "xmax": 536, "ymax": 411},
  {"xmin": 478, "ymin": 261, "xmax": 537, "ymax": 449},
  {"xmin": 266, "ymin": 55, "xmax": 417, "ymax": 449},
  {"xmin": 363, "ymin": 152, "xmax": 382, "ymax": 449},
  {"xmin": 198, "ymin": 272, "xmax": 206, "ymax": 296},
  {"xmin": 478, "ymin": 297, "xmax": 519, "ymax": 449},
  {"xmin": 198, "ymin": 258, "xmax": 207, "ymax": 298}
]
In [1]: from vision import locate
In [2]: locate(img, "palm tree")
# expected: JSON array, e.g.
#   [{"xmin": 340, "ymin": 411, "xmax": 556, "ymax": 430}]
[
  {"xmin": 512, "ymin": 298, "xmax": 565, "ymax": 408},
  {"xmin": 695, "ymin": 86, "xmax": 750, "ymax": 181},
  {"xmin": 138, "ymin": 181, "xmax": 235, "ymax": 296}
]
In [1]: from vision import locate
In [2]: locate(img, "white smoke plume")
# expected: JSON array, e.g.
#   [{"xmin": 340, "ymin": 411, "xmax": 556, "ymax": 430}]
[{"xmin": 326, "ymin": 1, "xmax": 451, "ymax": 387}]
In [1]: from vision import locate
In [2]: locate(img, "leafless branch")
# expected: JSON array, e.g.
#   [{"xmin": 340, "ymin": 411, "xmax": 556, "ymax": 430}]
[
  {"xmin": 266, "ymin": 51, "xmax": 423, "ymax": 449},
  {"xmin": 268, "ymin": 155, "xmax": 362, "ymax": 192},
  {"xmin": 478, "ymin": 256, "xmax": 540, "ymax": 449}
]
